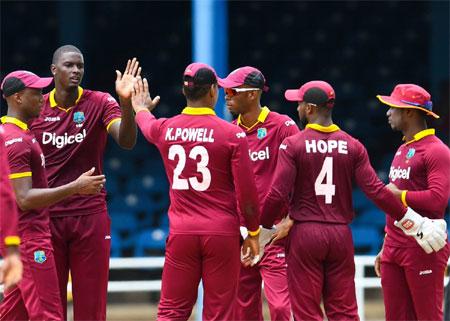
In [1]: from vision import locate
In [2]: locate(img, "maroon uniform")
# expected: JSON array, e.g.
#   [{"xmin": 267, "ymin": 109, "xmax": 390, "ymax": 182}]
[
  {"xmin": 261, "ymin": 124, "xmax": 407, "ymax": 321},
  {"xmin": 0, "ymin": 129, "xmax": 20, "ymax": 248},
  {"xmin": 0, "ymin": 116, "xmax": 63, "ymax": 321},
  {"xmin": 29, "ymin": 87, "xmax": 121, "ymax": 320},
  {"xmin": 233, "ymin": 107, "xmax": 298, "ymax": 321},
  {"xmin": 381, "ymin": 129, "xmax": 450, "ymax": 321},
  {"xmin": 136, "ymin": 107, "xmax": 260, "ymax": 321}
]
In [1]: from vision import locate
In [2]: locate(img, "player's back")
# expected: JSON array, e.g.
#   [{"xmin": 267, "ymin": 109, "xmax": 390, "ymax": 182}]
[
  {"xmin": 137, "ymin": 109, "xmax": 254, "ymax": 236},
  {"xmin": 286, "ymin": 124, "xmax": 365, "ymax": 224}
]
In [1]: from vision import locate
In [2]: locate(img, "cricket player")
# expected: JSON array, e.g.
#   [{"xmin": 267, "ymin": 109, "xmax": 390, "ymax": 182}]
[
  {"xmin": 375, "ymin": 84, "xmax": 450, "ymax": 321},
  {"xmin": 29, "ymin": 45, "xmax": 139, "ymax": 320},
  {"xmin": 260, "ymin": 80, "xmax": 447, "ymax": 321},
  {"xmin": 219, "ymin": 66, "xmax": 297, "ymax": 321},
  {"xmin": 0, "ymin": 131, "xmax": 23, "ymax": 291},
  {"xmin": 130, "ymin": 63, "xmax": 261, "ymax": 321},
  {"xmin": 0, "ymin": 70, "xmax": 105, "ymax": 321}
]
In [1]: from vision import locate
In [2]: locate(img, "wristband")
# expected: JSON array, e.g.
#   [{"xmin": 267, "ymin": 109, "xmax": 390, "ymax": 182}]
[
  {"xmin": 401, "ymin": 190, "xmax": 408, "ymax": 207},
  {"xmin": 248, "ymin": 227, "xmax": 261, "ymax": 237},
  {"xmin": 4, "ymin": 236, "xmax": 20, "ymax": 246}
]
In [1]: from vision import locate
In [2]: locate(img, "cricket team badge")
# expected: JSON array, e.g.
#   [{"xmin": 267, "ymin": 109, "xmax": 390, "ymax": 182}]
[
  {"xmin": 257, "ymin": 128, "xmax": 267, "ymax": 139},
  {"xmin": 34, "ymin": 250, "xmax": 47, "ymax": 264},
  {"xmin": 73, "ymin": 111, "xmax": 85, "ymax": 128}
]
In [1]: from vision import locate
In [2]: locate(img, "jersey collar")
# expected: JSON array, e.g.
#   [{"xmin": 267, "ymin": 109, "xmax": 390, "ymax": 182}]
[
  {"xmin": 0, "ymin": 116, "xmax": 28, "ymax": 131},
  {"xmin": 181, "ymin": 107, "xmax": 216, "ymax": 116},
  {"xmin": 306, "ymin": 123, "xmax": 340, "ymax": 133},
  {"xmin": 405, "ymin": 128, "xmax": 435, "ymax": 145},
  {"xmin": 49, "ymin": 86, "xmax": 84, "ymax": 108},
  {"xmin": 237, "ymin": 106, "xmax": 270, "ymax": 130}
]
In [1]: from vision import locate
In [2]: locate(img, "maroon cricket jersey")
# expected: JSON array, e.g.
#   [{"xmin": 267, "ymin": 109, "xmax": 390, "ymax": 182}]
[
  {"xmin": 234, "ymin": 107, "xmax": 299, "ymax": 224},
  {"xmin": 0, "ymin": 117, "xmax": 50, "ymax": 241},
  {"xmin": 30, "ymin": 87, "xmax": 122, "ymax": 217},
  {"xmin": 261, "ymin": 123, "xmax": 407, "ymax": 227},
  {"xmin": 385, "ymin": 129, "xmax": 450, "ymax": 247},
  {"xmin": 136, "ymin": 107, "xmax": 260, "ymax": 235},
  {"xmin": 0, "ymin": 129, "xmax": 20, "ymax": 247}
]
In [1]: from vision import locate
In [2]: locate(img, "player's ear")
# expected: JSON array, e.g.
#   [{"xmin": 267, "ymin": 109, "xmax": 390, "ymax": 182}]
[{"xmin": 50, "ymin": 64, "xmax": 57, "ymax": 76}]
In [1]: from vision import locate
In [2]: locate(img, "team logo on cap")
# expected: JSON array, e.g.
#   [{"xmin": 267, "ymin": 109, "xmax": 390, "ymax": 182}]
[
  {"xmin": 73, "ymin": 111, "xmax": 85, "ymax": 128},
  {"xmin": 34, "ymin": 250, "xmax": 47, "ymax": 264},
  {"xmin": 406, "ymin": 148, "xmax": 415, "ymax": 160},
  {"xmin": 257, "ymin": 128, "xmax": 267, "ymax": 139}
]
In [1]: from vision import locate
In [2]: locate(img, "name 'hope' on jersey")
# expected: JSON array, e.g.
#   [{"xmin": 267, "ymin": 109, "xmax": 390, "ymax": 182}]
[{"xmin": 30, "ymin": 87, "xmax": 122, "ymax": 217}]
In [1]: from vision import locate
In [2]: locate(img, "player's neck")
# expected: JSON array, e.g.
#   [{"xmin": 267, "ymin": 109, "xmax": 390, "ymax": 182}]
[
  {"xmin": 308, "ymin": 115, "xmax": 333, "ymax": 127},
  {"xmin": 6, "ymin": 110, "xmax": 30, "ymax": 125},
  {"xmin": 186, "ymin": 98, "xmax": 214, "ymax": 109},
  {"xmin": 239, "ymin": 105, "xmax": 262, "ymax": 128},
  {"xmin": 54, "ymin": 84, "xmax": 79, "ymax": 108},
  {"xmin": 402, "ymin": 122, "xmax": 427, "ymax": 142}
]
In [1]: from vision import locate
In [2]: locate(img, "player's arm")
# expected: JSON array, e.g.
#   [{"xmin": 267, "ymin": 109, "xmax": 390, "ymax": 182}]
[
  {"xmin": 132, "ymin": 77, "xmax": 162, "ymax": 144},
  {"xmin": 397, "ymin": 146, "xmax": 449, "ymax": 217},
  {"xmin": 354, "ymin": 142, "xmax": 446, "ymax": 253},
  {"xmin": 0, "ymin": 139, "xmax": 23, "ymax": 290},
  {"xmin": 354, "ymin": 142, "xmax": 407, "ymax": 221},
  {"xmin": 230, "ymin": 131, "xmax": 261, "ymax": 265},
  {"xmin": 10, "ymin": 167, "xmax": 105, "ymax": 211},
  {"xmin": 108, "ymin": 58, "xmax": 144, "ymax": 149},
  {"xmin": 261, "ymin": 139, "xmax": 297, "ymax": 228}
]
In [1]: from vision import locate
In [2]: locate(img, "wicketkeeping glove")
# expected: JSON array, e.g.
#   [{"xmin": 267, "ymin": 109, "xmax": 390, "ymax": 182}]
[{"xmin": 395, "ymin": 207, "xmax": 447, "ymax": 254}]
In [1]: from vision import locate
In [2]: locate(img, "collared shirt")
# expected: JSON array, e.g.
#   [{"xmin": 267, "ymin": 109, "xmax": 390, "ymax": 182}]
[
  {"xmin": 30, "ymin": 87, "xmax": 122, "ymax": 217},
  {"xmin": 134, "ymin": 107, "xmax": 260, "ymax": 235},
  {"xmin": 1, "ymin": 116, "xmax": 50, "ymax": 241}
]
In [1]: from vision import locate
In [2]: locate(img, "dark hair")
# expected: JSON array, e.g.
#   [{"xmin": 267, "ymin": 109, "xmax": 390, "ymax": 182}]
[
  {"xmin": 183, "ymin": 79, "xmax": 214, "ymax": 101},
  {"xmin": 52, "ymin": 45, "xmax": 82, "ymax": 64}
]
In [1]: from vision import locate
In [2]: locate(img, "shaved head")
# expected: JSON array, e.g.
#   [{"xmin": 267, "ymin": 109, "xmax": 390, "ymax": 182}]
[{"xmin": 52, "ymin": 45, "xmax": 82, "ymax": 64}]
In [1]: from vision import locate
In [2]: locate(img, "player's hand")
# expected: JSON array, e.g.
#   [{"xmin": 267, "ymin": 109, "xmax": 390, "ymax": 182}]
[
  {"xmin": 241, "ymin": 234, "xmax": 260, "ymax": 267},
  {"xmin": 374, "ymin": 249, "xmax": 382, "ymax": 277},
  {"xmin": 0, "ymin": 250, "xmax": 23, "ymax": 291},
  {"xmin": 257, "ymin": 227, "xmax": 276, "ymax": 258},
  {"xmin": 131, "ymin": 76, "xmax": 160, "ymax": 113},
  {"xmin": 385, "ymin": 183, "xmax": 402, "ymax": 199},
  {"xmin": 75, "ymin": 167, "xmax": 106, "ymax": 195},
  {"xmin": 395, "ymin": 207, "xmax": 447, "ymax": 253},
  {"xmin": 270, "ymin": 216, "xmax": 294, "ymax": 245},
  {"xmin": 115, "ymin": 58, "xmax": 142, "ymax": 100}
]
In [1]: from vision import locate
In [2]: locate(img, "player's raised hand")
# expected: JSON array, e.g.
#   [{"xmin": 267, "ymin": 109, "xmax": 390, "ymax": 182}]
[
  {"xmin": 115, "ymin": 57, "xmax": 142, "ymax": 100},
  {"xmin": 131, "ymin": 76, "xmax": 160, "ymax": 113},
  {"xmin": 74, "ymin": 167, "xmax": 106, "ymax": 195},
  {"xmin": 0, "ymin": 250, "xmax": 23, "ymax": 291}
]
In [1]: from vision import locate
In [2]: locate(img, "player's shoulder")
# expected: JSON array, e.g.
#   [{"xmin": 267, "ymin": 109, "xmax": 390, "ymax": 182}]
[
  {"xmin": 423, "ymin": 135, "xmax": 450, "ymax": 158},
  {"xmin": 266, "ymin": 109, "xmax": 296, "ymax": 127},
  {"xmin": 83, "ymin": 89, "xmax": 117, "ymax": 104}
]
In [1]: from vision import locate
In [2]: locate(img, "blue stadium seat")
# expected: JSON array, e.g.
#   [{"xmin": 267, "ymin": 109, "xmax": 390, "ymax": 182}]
[
  {"xmin": 351, "ymin": 226, "xmax": 382, "ymax": 255},
  {"xmin": 134, "ymin": 228, "xmax": 168, "ymax": 256},
  {"xmin": 110, "ymin": 229, "xmax": 122, "ymax": 257},
  {"xmin": 353, "ymin": 208, "xmax": 386, "ymax": 228}
]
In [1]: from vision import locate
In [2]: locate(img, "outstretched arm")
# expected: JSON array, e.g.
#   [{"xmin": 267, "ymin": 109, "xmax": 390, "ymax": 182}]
[{"xmin": 11, "ymin": 167, "xmax": 105, "ymax": 211}]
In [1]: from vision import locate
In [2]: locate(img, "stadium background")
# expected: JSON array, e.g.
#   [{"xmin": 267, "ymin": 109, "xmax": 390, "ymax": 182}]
[{"xmin": 1, "ymin": 1, "xmax": 449, "ymax": 320}]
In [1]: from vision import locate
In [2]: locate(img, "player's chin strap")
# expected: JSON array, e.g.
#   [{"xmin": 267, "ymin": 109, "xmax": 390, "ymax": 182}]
[{"xmin": 394, "ymin": 207, "xmax": 447, "ymax": 254}]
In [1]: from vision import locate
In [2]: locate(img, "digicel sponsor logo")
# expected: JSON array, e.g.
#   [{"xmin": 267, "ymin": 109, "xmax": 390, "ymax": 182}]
[
  {"xmin": 249, "ymin": 147, "xmax": 270, "ymax": 161},
  {"xmin": 389, "ymin": 166, "xmax": 411, "ymax": 182},
  {"xmin": 42, "ymin": 129, "xmax": 87, "ymax": 149}
]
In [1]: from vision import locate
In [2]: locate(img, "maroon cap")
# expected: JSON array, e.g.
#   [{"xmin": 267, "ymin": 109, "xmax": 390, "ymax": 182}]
[
  {"xmin": 1, "ymin": 70, "xmax": 53, "ymax": 97},
  {"xmin": 218, "ymin": 66, "xmax": 269, "ymax": 92},
  {"xmin": 376, "ymin": 84, "xmax": 438, "ymax": 119},
  {"xmin": 183, "ymin": 62, "xmax": 221, "ymax": 87},
  {"xmin": 285, "ymin": 80, "xmax": 335, "ymax": 107}
]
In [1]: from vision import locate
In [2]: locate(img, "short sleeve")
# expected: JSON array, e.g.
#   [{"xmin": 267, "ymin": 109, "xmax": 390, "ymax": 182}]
[
  {"xmin": 101, "ymin": 94, "xmax": 122, "ymax": 131},
  {"xmin": 6, "ymin": 140, "xmax": 32, "ymax": 179}
]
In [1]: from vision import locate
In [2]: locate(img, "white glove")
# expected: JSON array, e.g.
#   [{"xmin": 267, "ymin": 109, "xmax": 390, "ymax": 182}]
[
  {"xmin": 239, "ymin": 226, "xmax": 275, "ymax": 264},
  {"xmin": 395, "ymin": 207, "xmax": 447, "ymax": 254},
  {"xmin": 258, "ymin": 227, "xmax": 276, "ymax": 259}
]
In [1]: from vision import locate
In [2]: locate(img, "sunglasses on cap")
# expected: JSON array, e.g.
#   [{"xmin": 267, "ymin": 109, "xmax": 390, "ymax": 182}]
[{"xmin": 224, "ymin": 87, "xmax": 261, "ymax": 97}]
